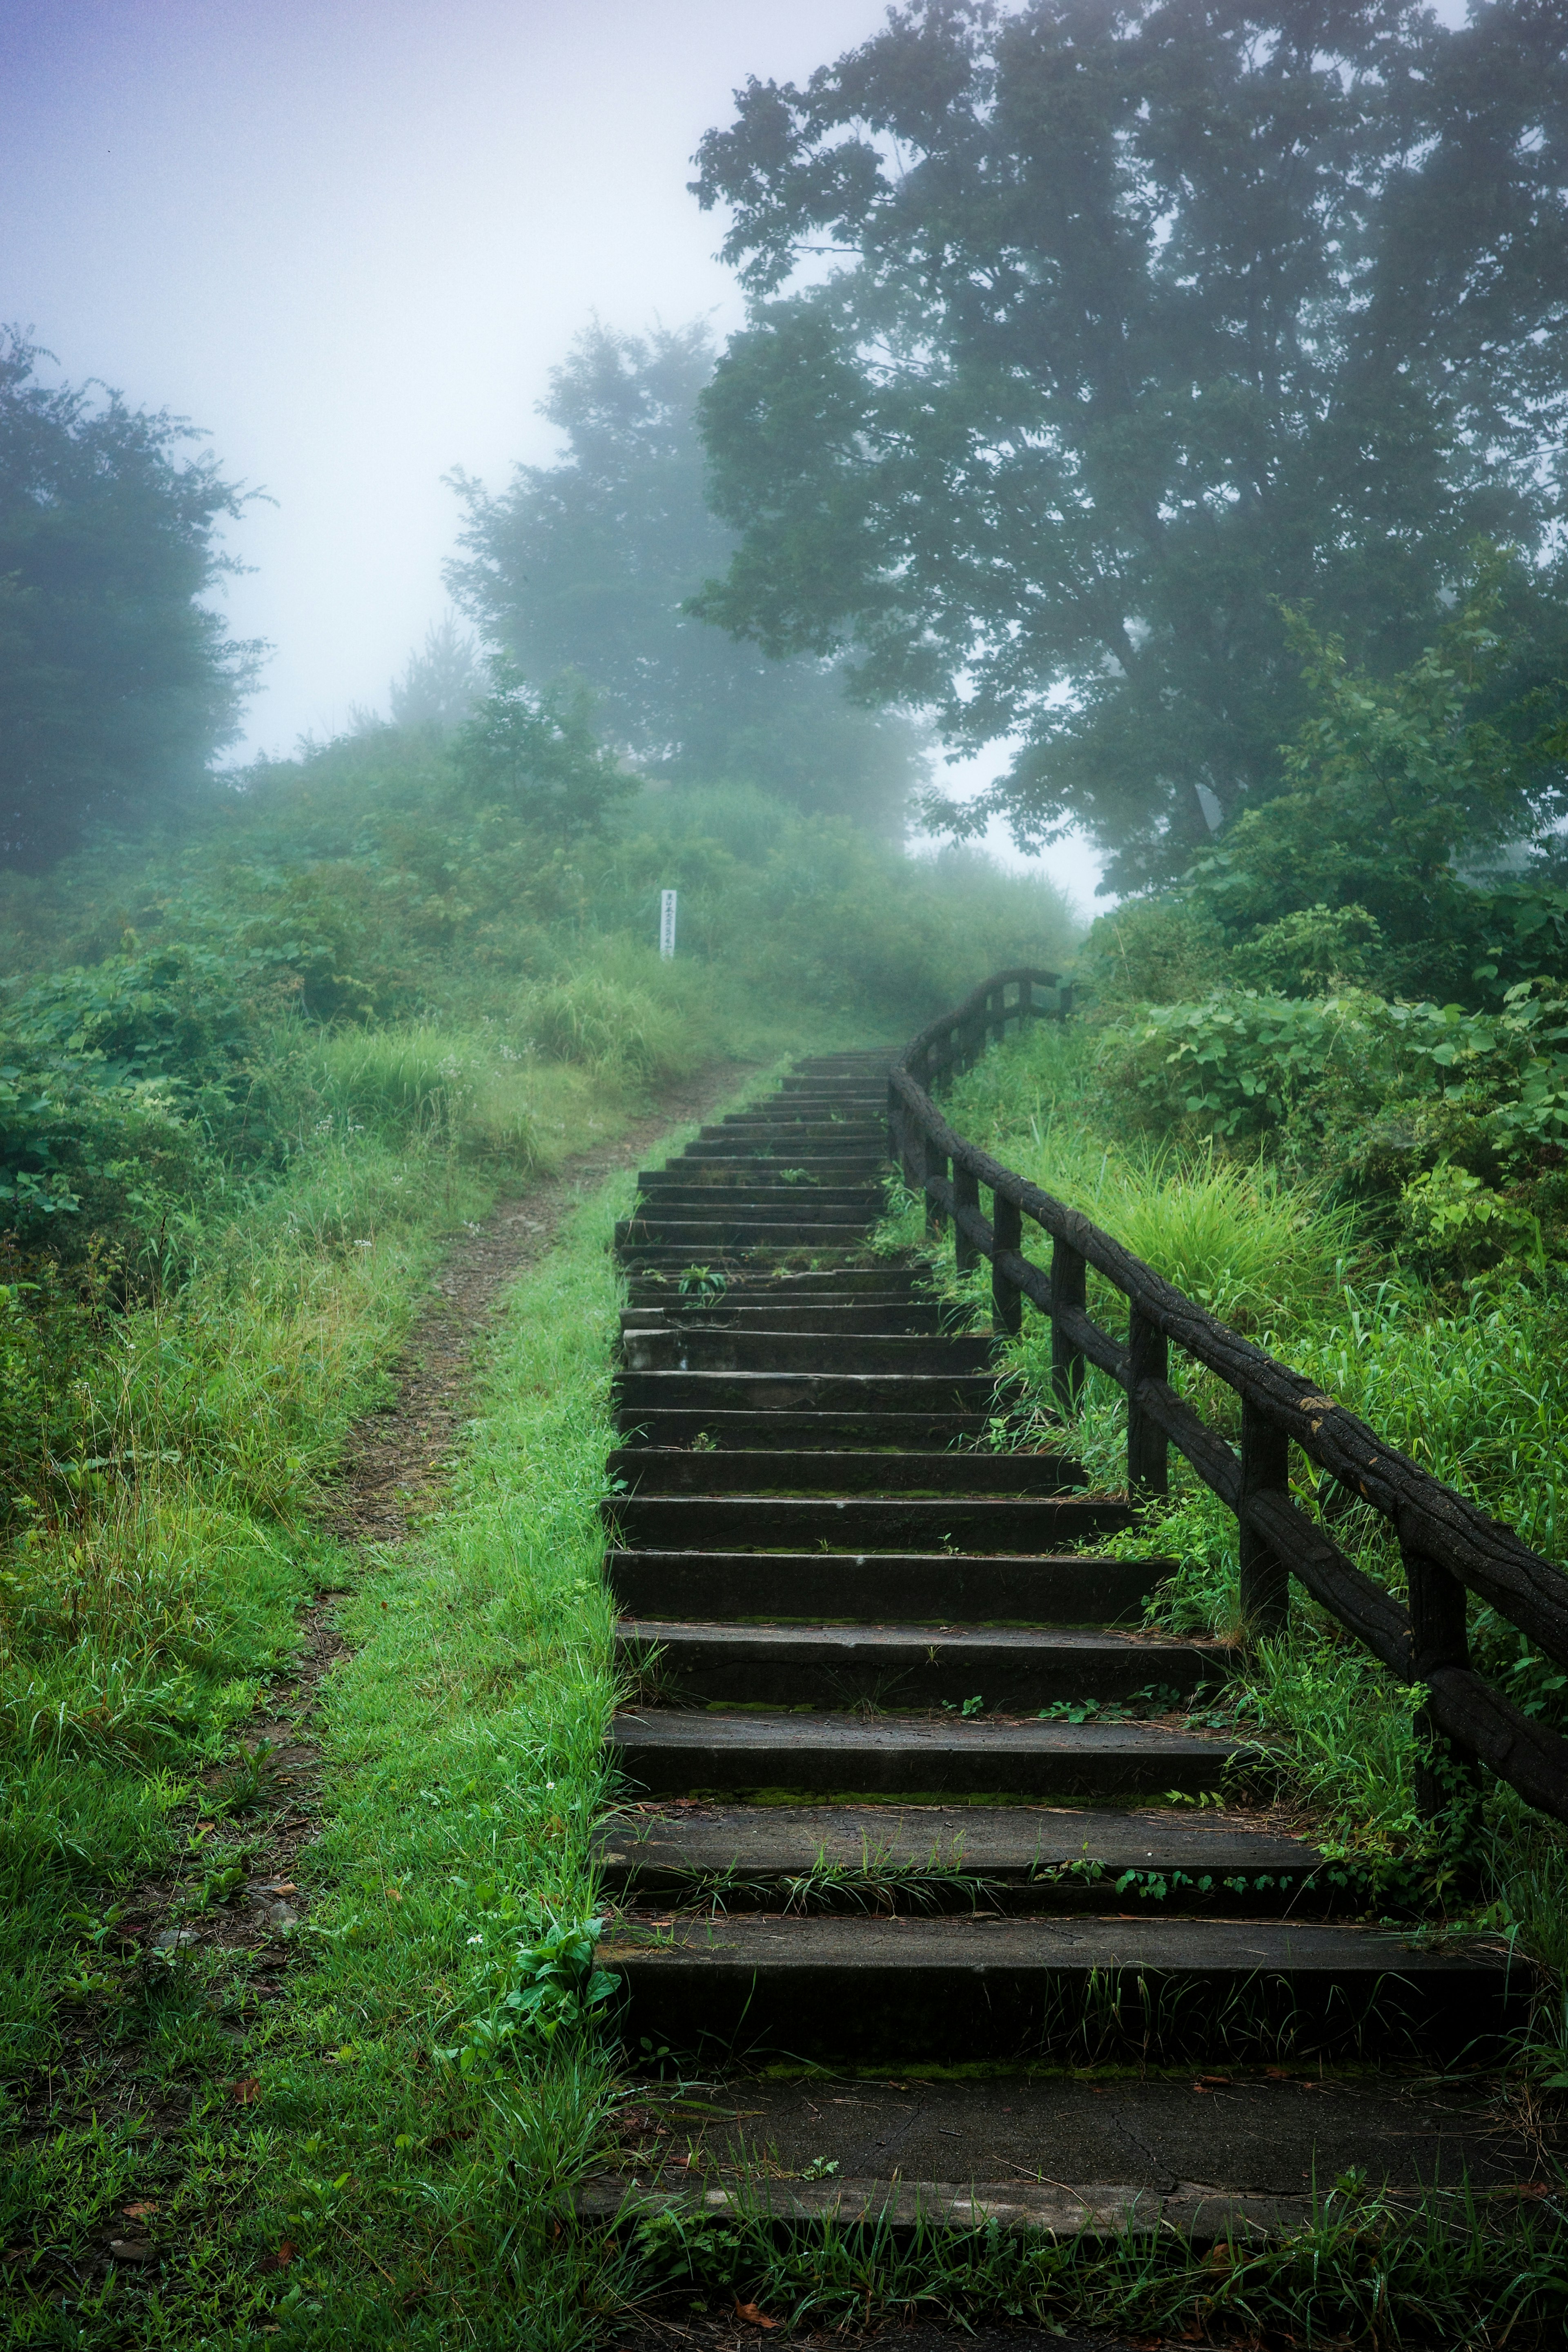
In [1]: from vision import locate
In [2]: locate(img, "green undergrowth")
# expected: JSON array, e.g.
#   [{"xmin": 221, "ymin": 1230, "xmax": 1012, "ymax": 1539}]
[
  {"xmin": 880, "ymin": 1018, "xmax": 1568, "ymax": 1991},
  {"xmin": 0, "ymin": 1138, "xmax": 656, "ymax": 2345}
]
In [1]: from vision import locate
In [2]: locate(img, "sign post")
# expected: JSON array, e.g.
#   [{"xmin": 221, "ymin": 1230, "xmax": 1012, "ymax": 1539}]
[{"xmin": 659, "ymin": 889, "xmax": 677, "ymax": 960}]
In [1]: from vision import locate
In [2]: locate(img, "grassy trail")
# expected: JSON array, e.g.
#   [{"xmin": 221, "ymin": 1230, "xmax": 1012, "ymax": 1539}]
[{"xmin": 2, "ymin": 1070, "xmax": 756, "ymax": 2349}]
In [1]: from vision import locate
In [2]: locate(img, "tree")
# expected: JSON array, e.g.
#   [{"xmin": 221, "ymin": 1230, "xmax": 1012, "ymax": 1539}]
[
  {"xmin": 444, "ymin": 321, "xmax": 927, "ymax": 835},
  {"xmin": 388, "ymin": 616, "xmax": 484, "ymax": 737},
  {"xmin": 0, "ymin": 332, "xmax": 262, "ymax": 870},
  {"xmin": 450, "ymin": 663, "xmax": 636, "ymax": 839},
  {"xmin": 691, "ymin": 0, "xmax": 1568, "ymax": 890}
]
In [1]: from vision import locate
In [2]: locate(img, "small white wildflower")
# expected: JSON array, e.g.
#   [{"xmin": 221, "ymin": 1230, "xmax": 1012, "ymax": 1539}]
[{"xmin": 466, "ymin": 1932, "xmax": 484, "ymax": 1945}]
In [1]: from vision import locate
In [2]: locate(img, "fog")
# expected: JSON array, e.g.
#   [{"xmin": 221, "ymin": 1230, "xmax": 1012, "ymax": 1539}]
[{"xmin": 1, "ymin": 0, "xmax": 1105, "ymax": 893}]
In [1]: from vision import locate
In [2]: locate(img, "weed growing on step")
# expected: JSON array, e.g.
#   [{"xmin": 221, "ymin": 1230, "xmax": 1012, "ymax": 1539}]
[{"xmin": 620, "ymin": 2185, "xmax": 1568, "ymax": 2347}]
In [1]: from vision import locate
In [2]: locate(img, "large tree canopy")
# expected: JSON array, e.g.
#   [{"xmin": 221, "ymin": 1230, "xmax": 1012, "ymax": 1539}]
[
  {"xmin": 691, "ymin": 0, "xmax": 1568, "ymax": 889},
  {"xmin": 445, "ymin": 322, "xmax": 927, "ymax": 835},
  {"xmin": 0, "ymin": 333, "xmax": 261, "ymax": 871}
]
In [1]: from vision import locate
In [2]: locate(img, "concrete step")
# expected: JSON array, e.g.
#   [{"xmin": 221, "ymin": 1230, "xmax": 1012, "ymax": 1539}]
[
  {"xmin": 608, "ymin": 1707, "xmax": 1243, "ymax": 1798},
  {"xmin": 603, "ymin": 1448, "xmax": 1083, "ymax": 1495},
  {"xmin": 610, "ymin": 1411, "xmax": 1005, "ymax": 1451},
  {"xmin": 612, "ymin": 1370, "xmax": 1007, "ymax": 1416},
  {"xmin": 577, "ymin": 2069, "xmax": 1545, "ymax": 2235},
  {"xmin": 606, "ymin": 1547, "xmax": 1168, "ymax": 1622},
  {"xmin": 618, "ymin": 1332, "xmax": 998, "ymax": 1376},
  {"xmin": 593, "ymin": 1801, "xmax": 1330, "ymax": 1911},
  {"xmin": 595, "ymin": 1911, "xmax": 1521, "ymax": 2064},
  {"xmin": 627, "ymin": 1268, "xmax": 926, "ymax": 1297},
  {"xmin": 603, "ymin": 1492, "xmax": 1131, "ymax": 1549},
  {"xmin": 616, "ymin": 1619, "xmax": 1225, "ymax": 1709}
]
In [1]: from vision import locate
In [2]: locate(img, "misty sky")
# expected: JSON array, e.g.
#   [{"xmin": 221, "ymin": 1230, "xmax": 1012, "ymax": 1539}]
[{"xmin": 2, "ymin": 0, "xmax": 1105, "ymax": 899}]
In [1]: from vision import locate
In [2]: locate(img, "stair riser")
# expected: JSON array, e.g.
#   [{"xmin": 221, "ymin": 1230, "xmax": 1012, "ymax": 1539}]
[
  {"xmin": 619, "ymin": 1335, "xmax": 997, "ymax": 1375},
  {"xmin": 638, "ymin": 1181, "xmax": 884, "ymax": 1204},
  {"xmin": 604, "ymin": 1449, "xmax": 1084, "ymax": 1495},
  {"xmin": 604, "ymin": 1961, "xmax": 1517, "ymax": 2066},
  {"xmin": 633, "ymin": 1193, "xmax": 885, "ymax": 1218},
  {"xmin": 607, "ymin": 1553, "xmax": 1165, "ymax": 1623},
  {"xmin": 613, "ymin": 1374, "xmax": 1005, "ymax": 1414},
  {"xmin": 621, "ymin": 1306, "xmax": 956, "ymax": 1334},
  {"xmin": 615, "ymin": 1633, "xmax": 1219, "ymax": 1711},
  {"xmin": 610, "ymin": 1413, "xmax": 1003, "ymax": 1451},
  {"xmin": 611, "ymin": 1735, "xmax": 1229, "ymax": 1799},
  {"xmin": 604, "ymin": 1497, "xmax": 1131, "ymax": 1548},
  {"xmin": 616, "ymin": 1232, "xmax": 884, "ymax": 1251}
]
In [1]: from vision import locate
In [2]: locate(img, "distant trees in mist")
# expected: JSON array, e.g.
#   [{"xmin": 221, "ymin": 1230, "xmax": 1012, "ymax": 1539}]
[
  {"xmin": 0, "ymin": 332, "xmax": 261, "ymax": 870},
  {"xmin": 445, "ymin": 322, "xmax": 928, "ymax": 837}
]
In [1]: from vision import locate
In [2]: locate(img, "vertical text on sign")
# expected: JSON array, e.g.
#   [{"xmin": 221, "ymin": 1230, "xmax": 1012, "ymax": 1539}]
[{"xmin": 659, "ymin": 889, "xmax": 677, "ymax": 960}]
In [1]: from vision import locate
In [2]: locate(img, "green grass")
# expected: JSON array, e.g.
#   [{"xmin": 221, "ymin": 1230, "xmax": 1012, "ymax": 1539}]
[
  {"xmin": 884, "ymin": 1016, "xmax": 1568, "ymax": 1984},
  {"xmin": 0, "ymin": 1130, "xmax": 653, "ymax": 2345}
]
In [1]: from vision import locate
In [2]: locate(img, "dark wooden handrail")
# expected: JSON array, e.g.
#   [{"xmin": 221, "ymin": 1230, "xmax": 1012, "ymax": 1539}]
[{"xmin": 889, "ymin": 972, "xmax": 1568, "ymax": 1828}]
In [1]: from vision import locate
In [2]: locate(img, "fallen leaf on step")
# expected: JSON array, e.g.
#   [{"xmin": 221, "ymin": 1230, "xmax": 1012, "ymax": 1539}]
[
  {"xmin": 231, "ymin": 2077, "xmax": 262, "ymax": 2106},
  {"xmin": 735, "ymin": 2304, "xmax": 777, "ymax": 2330}
]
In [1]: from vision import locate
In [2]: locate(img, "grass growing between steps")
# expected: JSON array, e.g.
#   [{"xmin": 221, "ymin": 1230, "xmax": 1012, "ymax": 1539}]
[
  {"xmin": 878, "ymin": 1019, "xmax": 1568, "ymax": 2021},
  {"xmin": 623, "ymin": 2190, "xmax": 1568, "ymax": 2346}
]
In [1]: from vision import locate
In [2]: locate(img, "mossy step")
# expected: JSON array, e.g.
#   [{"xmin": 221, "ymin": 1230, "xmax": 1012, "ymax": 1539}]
[{"xmin": 593, "ymin": 1800, "xmax": 1326, "ymax": 1910}]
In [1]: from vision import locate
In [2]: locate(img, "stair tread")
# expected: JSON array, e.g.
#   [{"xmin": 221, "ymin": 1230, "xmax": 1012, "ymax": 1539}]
[
  {"xmin": 617, "ymin": 1619, "xmax": 1216, "ymax": 1656},
  {"xmin": 595, "ymin": 1802, "xmax": 1319, "ymax": 1878},
  {"xmin": 597, "ymin": 1909, "xmax": 1509, "ymax": 1975},
  {"xmin": 611, "ymin": 1708, "xmax": 1246, "ymax": 1756}
]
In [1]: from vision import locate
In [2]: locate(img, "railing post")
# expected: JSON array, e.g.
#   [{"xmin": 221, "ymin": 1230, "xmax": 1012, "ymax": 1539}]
[
  {"xmin": 992, "ymin": 1188, "xmax": 1022, "ymax": 1338},
  {"xmin": 1404, "ymin": 1544, "xmax": 1483, "ymax": 1831},
  {"xmin": 954, "ymin": 1162, "xmax": 980, "ymax": 1275},
  {"xmin": 1050, "ymin": 1236, "xmax": 1086, "ymax": 1415},
  {"xmin": 924, "ymin": 1132, "xmax": 947, "ymax": 1238},
  {"xmin": 1239, "ymin": 1399, "xmax": 1291, "ymax": 1634},
  {"xmin": 1127, "ymin": 1306, "xmax": 1168, "ymax": 1504}
]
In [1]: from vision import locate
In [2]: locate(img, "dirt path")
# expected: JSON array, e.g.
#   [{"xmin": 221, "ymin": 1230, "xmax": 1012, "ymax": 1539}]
[
  {"xmin": 236, "ymin": 1054, "xmax": 754, "ymax": 1838},
  {"xmin": 27, "ymin": 1061, "xmax": 753, "ymax": 2177},
  {"xmin": 319, "ymin": 1058, "xmax": 751, "ymax": 1549}
]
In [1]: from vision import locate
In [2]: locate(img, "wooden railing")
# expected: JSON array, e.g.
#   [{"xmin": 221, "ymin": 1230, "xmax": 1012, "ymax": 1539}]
[{"xmin": 889, "ymin": 971, "xmax": 1568, "ymax": 1829}]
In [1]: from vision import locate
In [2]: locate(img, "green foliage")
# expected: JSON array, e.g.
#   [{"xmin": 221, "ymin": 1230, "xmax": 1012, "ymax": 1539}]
[
  {"xmin": 693, "ymin": 2, "xmax": 1568, "ymax": 886},
  {"xmin": 447, "ymin": 320, "xmax": 927, "ymax": 835},
  {"xmin": 450, "ymin": 665, "xmax": 636, "ymax": 838},
  {"xmin": 0, "ymin": 330, "xmax": 261, "ymax": 872}
]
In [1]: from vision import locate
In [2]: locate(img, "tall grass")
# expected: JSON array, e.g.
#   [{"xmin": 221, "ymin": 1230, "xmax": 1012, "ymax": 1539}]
[{"xmin": 891, "ymin": 1017, "xmax": 1568, "ymax": 1974}]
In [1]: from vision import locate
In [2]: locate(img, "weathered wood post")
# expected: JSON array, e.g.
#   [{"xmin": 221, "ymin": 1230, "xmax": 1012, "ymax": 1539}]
[
  {"xmin": 992, "ymin": 1189, "xmax": 1022, "ymax": 1338},
  {"xmin": 1239, "ymin": 1400, "xmax": 1291, "ymax": 1633},
  {"xmin": 1404, "ymin": 1544, "xmax": 1483, "ymax": 1831},
  {"xmin": 1050, "ymin": 1236, "xmax": 1086, "ymax": 1414},
  {"xmin": 954, "ymin": 1162, "xmax": 980, "ymax": 1275},
  {"xmin": 924, "ymin": 1132, "xmax": 947, "ymax": 1238},
  {"xmin": 1127, "ymin": 1305, "xmax": 1169, "ymax": 1503}
]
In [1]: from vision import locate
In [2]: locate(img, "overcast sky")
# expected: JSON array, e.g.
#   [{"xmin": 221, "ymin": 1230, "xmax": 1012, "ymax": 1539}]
[{"xmin": 2, "ymin": 0, "xmax": 1103, "ymax": 902}]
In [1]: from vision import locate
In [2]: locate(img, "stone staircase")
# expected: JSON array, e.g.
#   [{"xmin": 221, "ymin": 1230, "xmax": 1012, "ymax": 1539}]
[{"xmin": 589, "ymin": 1053, "xmax": 1523, "ymax": 2230}]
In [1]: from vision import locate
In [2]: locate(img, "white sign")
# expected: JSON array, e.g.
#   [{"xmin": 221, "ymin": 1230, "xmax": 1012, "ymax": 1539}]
[{"xmin": 659, "ymin": 889, "xmax": 677, "ymax": 959}]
